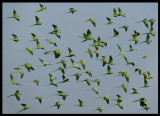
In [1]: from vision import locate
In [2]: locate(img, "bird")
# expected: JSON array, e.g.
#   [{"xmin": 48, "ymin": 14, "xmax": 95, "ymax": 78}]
[
  {"xmin": 138, "ymin": 34, "xmax": 152, "ymax": 44},
  {"xmin": 33, "ymin": 79, "xmax": 40, "ymax": 86},
  {"xmin": 79, "ymin": 29, "xmax": 94, "ymax": 42},
  {"xmin": 116, "ymin": 84, "xmax": 128, "ymax": 93},
  {"xmin": 133, "ymin": 30, "xmax": 140, "ymax": 37},
  {"xmin": 58, "ymin": 75, "xmax": 70, "ymax": 83},
  {"xmin": 114, "ymin": 102, "xmax": 123, "ymax": 110},
  {"xmin": 105, "ymin": 17, "xmax": 115, "ymax": 25},
  {"xmin": 97, "ymin": 96, "xmax": 110, "ymax": 104},
  {"xmin": 92, "ymin": 79, "xmax": 101, "ymax": 86},
  {"xmin": 133, "ymin": 98, "xmax": 147, "ymax": 107},
  {"xmin": 8, "ymin": 73, "xmax": 21, "ymax": 86},
  {"xmin": 21, "ymin": 63, "xmax": 34, "ymax": 72},
  {"xmin": 141, "ymin": 72, "xmax": 148, "ymax": 80},
  {"xmin": 107, "ymin": 55, "xmax": 115, "ymax": 65},
  {"xmin": 7, "ymin": 9, "xmax": 20, "ymax": 21},
  {"xmin": 128, "ymin": 36, "xmax": 140, "ymax": 45},
  {"xmin": 67, "ymin": 58, "xmax": 81, "ymax": 70},
  {"xmin": 95, "ymin": 107, "xmax": 103, "ymax": 112},
  {"xmin": 94, "ymin": 49, "xmax": 100, "ymax": 58},
  {"xmin": 147, "ymin": 71, "xmax": 153, "ymax": 79},
  {"xmin": 117, "ymin": 44, "xmax": 125, "ymax": 56},
  {"xmin": 30, "ymin": 33, "xmax": 39, "ymax": 41},
  {"xmin": 56, "ymin": 91, "xmax": 68, "ymax": 100},
  {"xmin": 135, "ymin": 18, "xmax": 149, "ymax": 28},
  {"xmin": 142, "ymin": 56, "xmax": 150, "ymax": 59},
  {"xmin": 56, "ymin": 60, "xmax": 68, "ymax": 69},
  {"xmin": 140, "ymin": 78, "xmax": 151, "ymax": 88},
  {"xmin": 79, "ymin": 79, "xmax": 92, "ymax": 86},
  {"xmin": 109, "ymin": 28, "xmax": 120, "ymax": 38},
  {"xmin": 118, "ymin": 7, "xmax": 126, "ymax": 17},
  {"xmin": 90, "ymin": 88, "xmax": 99, "ymax": 94},
  {"xmin": 74, "ymin": 99, "xmax": 85, "ymax": 107},
  {"xmin": 68, "ymin": 73, "xmax": 82, "ymax": 81},
  {"xmin": 23, "ymin": 48, "xmax": 34, "ymax": 55},
  {"xmin": 51, "ymin": 49, "xmax": 62, "ymax": 58},
  {"xmin": 97, "ymin": 36, "xmax": 107, "ymax": 47},
  {"xmin": 48, "ymin": 79, "xmax": 58, "ymax": 87},
  {"xmin": 76, "ymin": 60, "xmax": 87, "ymax": 70},
  {"xmin": 115, "ymin": 94, "xmax": 123, "ymax": 103},
  {"xmin": 85, "ymin": 48, "xmax": 94, "ymax": 59},
  {"xmin": 142, "ymin": 27, "xmax": 156, "ymax": 37},
  {"xmin": 149, "ymin": 18, "xmax": 156, "ymax": 27},
  {"xmin": 9, "ymin": 34, "xmax": 20, "ymax": 42},
  {"xmin": 49, "ymin": 29, "xmax": 61, "ymax": 39},
  {"xmin": 102, "ymin": 65, "xmax": 114, "ymax": 75},
  {"xmin": 54, "ymin": 66, "xmax": 65, "ymax": 74},
  {"xmin": 85, "ymin": 18, "xmax": 96, "ymax": 27},
  {"xmin": 66, "ymin": 8, "xmax": 77, "ymax": 14},
  {"xmin": 49, "ymin": 102, "xmax": 63, "ymax": 109},
  {"xmin": 14, "ymin": 67, "xmax": 24, "ymax": 79},
  {"xmin": 46, "ymin": 39, "xmax": 57, "ymax": 47},
  {"xmin": 7, "ymin": 90, "xmax": 22, "ymax": 101},
  {"xmin": 39, "ymin": 58, "xmax": 52, "ymax": 66},
  {"xmin": 51, "ymin": 24, "xmax": 61, "ymax": 32},
  {"xmin": 82, "ymin": 70, "xmax": 92, "ymax": 77},
  {"xmin": 119, "ymin": 25, "xmax": 129, "ymax": 32},
  {"xmin": 18, "ymin": 104, "xmax": 31, "ymax": 113},
  {"xmin": 43, "ymin": 51, "xmax": 53, "ymax": 55},
  {"xmin": 141, "ymin": 104, "xmax": 150, "ymax": 111},
  {"xmin": 35, "ymin": 40, "xmax": 45, "ymax": 50},
  {"xmin": 88, "ymin": 40, "xmax": 99, "ymax": 50},
  {"xmin": 118, "ymin": 71, "xmax": 130, "ymax": 83},
  {"xmin": 127, "ymin": 45, "xmax": 137, "ymax": 52},
  {"xmin": 34, "ymin": 96, "xmax": 42, "ymax": 104},
  {"xmin": 30, "ymin": 16, "xmax": 43, "ymax": 26},
  {"xmin": 36, "ymin": 3, "xmax": 47, "ymax": 12},
  {"xmin": 64, "ymin": 47, "xmax": 76, "ymax": 57},
  {"xmin": 49, "ymin": 73, "xmax": 57, "ymax": 82},
  {"xmin": 134, "ymin": 68, "xmax": 142, "ymax": 74},
  {"xmin": 131, "ymin": 88, "xmax": 139, "ymax": 94},
  {"xmin": 113, "ymin": 8, "xmax": 119, "ymax": 17}
]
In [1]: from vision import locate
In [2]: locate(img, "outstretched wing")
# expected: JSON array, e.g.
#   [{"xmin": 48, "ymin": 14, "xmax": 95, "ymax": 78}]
[
  {"xmin": 107, "ymin": 65, "xmax": 111, "ymax": 72},
  {"xmin": 68, "ymin": 47, "xmax": 73, "ymax": 55},
  {"xmin": 39, "ymin": 58, "xmax": 45, "ymax": 64},
  {"xmin": 39, "ymin": 4, "xmax": 45, "ymax": 10},
  {"xmin": 113, "ymin": 8, "xmax": 118, "ymax": 15},
  {"xmin": 78, "ymin": 99, "xmax": 83, "ymax": 106},
  {"xmin": 35, "ymin": 16, "xmax": 40, "ymax": 24},
  {"xmin": 87, "ymin": 29, "xmax": 92, "ymax": 37},
  {"xmin": 10, "ymin": 73, "xmax": 14, "ymax": 82},
  {"xmin": 91, "ymin": 20, "xmax": 96, "ymax": 27},
  {"xmin": 109, "ymin": 55, "xmax": 113, "ymax": 63}
]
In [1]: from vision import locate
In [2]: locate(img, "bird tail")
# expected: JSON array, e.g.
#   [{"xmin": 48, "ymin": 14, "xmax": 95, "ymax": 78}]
[
  {"xmin": 108, "ymin": 36, "xmax": 114, "ymax": 38},
  {"xmin": 7, "ymin": 94, "xmax": 14, "ymax": 97},
  {"xmin": 132, "ymin": 100, "xmax": 138, "ymax": 102},
  {"xmin": 29, "ymin": 24, "xmax": 36, "ymax": 27},
  {"xmin": 135, "ymin": 21, "xmax": 142, "ymax": 24},
  {"xmin": 65, "ymin": 11, "xmax": 70, "ymax": 14},
  {"xmin": 78, "ymin": 36, "xmax": 84, "ymax": 38},
  {"xmin": 116, "ymin": 86, "xmax": 121, "ymax": 88},
  {"xmin": 35, "ymin": 10, "xmax": 41, "ymax": 13},
  {"xmin": 84, "ymin": 20, "xmax": 89, "ymax": 22},
  {"xmin": 7, "ymin": 17, "xmax": 14, "ymax": 19},
  {"xmin": 142, "ymin": 33, "xmax": 148, "ymax": 35}
]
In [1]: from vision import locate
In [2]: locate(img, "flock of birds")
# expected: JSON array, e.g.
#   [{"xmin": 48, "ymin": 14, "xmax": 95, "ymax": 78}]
[{"xmin": 7, "ymin": 4, "xmax": 157, "ymax": 113}]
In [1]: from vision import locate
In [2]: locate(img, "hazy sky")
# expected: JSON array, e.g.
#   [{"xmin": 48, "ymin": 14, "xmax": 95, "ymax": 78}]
[{"xmin": 3, "ymin": 2, "xmax": 158, "ymax": 114}]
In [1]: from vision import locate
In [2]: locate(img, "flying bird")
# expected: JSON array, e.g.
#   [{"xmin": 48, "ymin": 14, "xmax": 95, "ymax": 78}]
[
  {"xmin": 35, "ymin": 40, "xmax": 45, "ymax": 50},
  {"xmin": 113, "ymin": 8, "xmax": 119, "ymax": 17},
  {"xmin": 51, "ymin": 49, "xmax": 62, "ymax": 58},
  {"xmin": 142, "ymin": 27, "xmax": 156, "ymax": 37},
  {"xmin": 18, "ymin": 104, "xmax": 31, "ymax": 113},
  {"xmin": 30, "ymin": 16, "xmax": 43, "ymax": 26},
  {"xmin": 118, "ymin": 7, "xmax": 126, "ymax": 17},
  {"xmin": 92, "ymin": 79, "xmax": 101, "ymax": 86},
  {"xmin": 105, "ymin": 17, "xmax": 115, "ymax": 25},
  {"xmin": 54, "ymin": 66, "xmax": 65, "ymax": 74},
  {"xmin": 8, "ymin": 73, "xmax": 21, "ymax": 86},
  {"xmin": 133, "ymin": 98, "xmax": 147, "ymax": 107},
  {"xmin": 85, "ymin": 48, "xmax": 94, "ymax": 59},
  {"xmin": 33, "ymin": 79, "xmax": 40, "ymax": 86},
  {"xmin": 79, "ymin": 29, "xmax": 94, "ymax": 42},
  {"xmin": 66, "ymin": 8, "xmax": 77, "ymax": 14},
  {"xmin": 58, "ymin": 75, "xmax": 70, "ymax": 83},
  {"xmin": 36, "ymin": 3, "xmax": 47, "ymax": 12},
  {"xmin": 107, "ymin": 55, "xmax": 115, "ymax": 65},
  {"xmin": 97, "ymin": 96, "xmax": 110, "ymax": 104},
  {"xmin": 56, "ymin": 91, "xmax": 68, "ymax": 100},
  {"xmin": 82, "ymin": 70, "xmax": 92, "ymax": 77},
  {"xmin": 127, "ymin": 45, "xmax": 137, "ymax": 52},
  {"xmin": 134, "ymin": 68, "xmax": 142, "ymax": 74},
  {"xmin": 23, "ymin": 48, "xmax": 34, "ymax": 55},
  {"xmin": 7, "ymin": 90, "xmax": 22, "ymax": 101},
  {"xmin": 147, "ymin": 71, "xmax": 153, "ymax": 79},
  {"xmin": 102, "ymin": 65, "xmax": 114, "ymax": 75},
  {"xmin": 135, "ymin": 18, "xmax": 149, "ymax": 28},
  {"xmin": 141, "ymin": 104, "xmax": 150, "ymax": 111},
  {"xmin": 14, "ymin": 67, "xmax": 24, "ymax": 79},
  {"xmin": 49, "ymin": 102, "xmax": 63, "ymax": 109},
  {"xmin": 131, "ymin": 88, "xmax": 139, "ymax": 94},
  {"xmin": 142, "ymin": 56, "xmax": 150, "ymax": 59},
  {"xmin": 21, "ymin": 63, "xmax": 34, "ymax": 72},
  {"xmin": 30, "ymin": 33, "xmax": 39, "ymax": 41},
  {"xmin": 46, "ymin": 39, "xmax": 57, "ymax": 47},
  {"xmin": 7, "ymin": 9, "xmax": 20, "ymax": 21},
  {"xmin": 67, "ymin": 58, "xmax": 81, "ymax": 70},
  {"xmin": 79, "ymin": 79, "xmax": 92, "ymax": 86},
  {"xmin": 116, "ymin": 84, "xmax": 128, "ymax": 93},
  {"xmin": 109, "ymin": 28, "xmax": 120, "ymax": 38},
  {"xmin": 90, "ymin": 88, "xmax": 99, "ymax": 94},
  {"xmin": 113, "ymin": 102, "xmax": 123, "ymax": 110},
  {"xmin": 34, "ymin": 96, "xmax": 42, "ymax": 104},
  {"xmin": 9, "ymin": 34, "xmax": 20, "ymax": 42},
  {"xmin": 39, "ymin": 58, "xmax": 52, "ymax": 66},
  {"xmin": 85, "ymin": 18, "xmax": 96, "ymax": 27},
  {"xmin": 119, "ymin": 25, "xmax": 129, "ymax": 32},
  {"xmin": 138, "ymin": 34, "xmax": 152, "ymax": 44},
  {"xmin": 76, "ymin": 60, "xmax": 87, "ymax": 70},
  {"xmin": 149, "ymin": 18, "xmax": 156, "ymax": 27},
  {"xmin": 64, "ymin": 47, "xmax": 76, "ymax": 57},
  {"xmin": 74, "ymin": 99, "xmax": 85, "ymax": 107},
  {"xmin": 96, "ymin": 107, "xmax": 104, "ymax": 112},
  {"xmin": 56, "ymin": 60, "xmax": 68, "ymax": 69},
  {"xmin": 68, "ymin": 73, "xmax": 82, "ymax": 81}
]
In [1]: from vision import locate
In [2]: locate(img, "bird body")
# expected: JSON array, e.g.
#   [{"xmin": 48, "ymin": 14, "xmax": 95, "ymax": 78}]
[
  {"xmin": 46, "ymin": 39, "xmax": 57, "ymax": 47},
  {"xmin": 54, "ymin": 66, "xmax": 65, "ymax": 74},
  {"xmin": 133, "ymin": 98, "xmax": 147, "ymax": 107},
  {"xmin": 117, "ymin": 84, "xmax": 128, "ymax": 93},
  {"xmin": 33, "ymin": 79, "xmax": 40, "ymax": 86},
  {"xmin": 52, "ymin": 49, "xmax": 62, "ymax": 58},
  {"xmin": 98, "ymin": 96, "xmax": 110, "ymax": 104},
  {"xmin": 66, "ymin": 8, "xmax": 77, "ymax": 14},
  {"xmin": 39, "ymin": 58, "xmax": 51, "ymax": 66},
  {"xmin": 56, "ymin": 60, "xmax": 67, "ymax": 69},
  {"xmin": 118, "ymin": 8, "xmax": 126, "ymax": 17},
  {"xmin": 103, "ymin": 65, "xmax": 114, "ymax": 75},
  {"xmin": 96, "ymin": 107, "xmax": 103, "ymax": 112},
  {"xmin": 35, "ymin": 40, "xmax": 44, "ymax": 50},
  {"xmin": 143, "ymin": 56, "xmax": 150, "ymax": 59},
  {"xmin": 69, "ymin": 73, "xmax": 82, "ymax": 81},
  {"xmin": 57, "ymin": 91, "xmax": 68, "ymax": 100},
  {"xmin": 7, "ymin": 90, "xmax": 22, "ymax": 101},
  {"xmin": 136, "ymin": 18, "xmax": 149, "ymax": 28},
  {"xmin": 68, "ymin": 58, "xmax": 81, "ymax": 70}
]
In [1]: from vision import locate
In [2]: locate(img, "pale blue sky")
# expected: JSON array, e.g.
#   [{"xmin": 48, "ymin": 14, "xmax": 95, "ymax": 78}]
[{"xmin": 3, "ymin": 2, "xmax": 158, "ymax": 114}]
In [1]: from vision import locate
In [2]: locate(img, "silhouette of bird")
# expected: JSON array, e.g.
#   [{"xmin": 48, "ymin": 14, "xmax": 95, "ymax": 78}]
[
  {"xmin": 30, "ymin": 16, "xmax": 43, "ymax": 26},
  {"xmin": 66, "ymin": 8, "xmax": 77, "ymax": 14},
  {"xmin": 74, "ymin": 99, "xmax": 85, "ymax": 107},
  {"xmin": 85, "ymin": 18, "xmax": 96, "ymax": 27},
  {"xmin": 9, "ymin": 34, "xmax": 20, "ymax": 42},
  {"xmin": 18, "ymin": 104, "xmax": 31, "ymax": 113},
  {"xmin": 7, "ymin": 9, "xmax": 20, "ymax": 21},
  {"xmin": 8, "ymin": 73, "xmax": 21, "ymax": 86},
  {"xmin": 7, "ymin": 90, "xmax": 22, "ymax": 101},
  {"xmin": 36, "ymin": 3, "xmax": 47, "ymax": 12},
  {"xmin": 14, "ymin": 67, "xmax": 24, "ymax": 79}
]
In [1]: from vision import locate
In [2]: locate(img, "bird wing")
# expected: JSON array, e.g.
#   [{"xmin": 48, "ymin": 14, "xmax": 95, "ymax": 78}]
[
  {"xmin": 118, "ymin": 7, "xmax": 122, "ymax": 14},
  {"xmin": 10, "ymin": 73, "xmax": 14, "ymax": 82},
  {"xmin": 129, "ymin": 45, "xmax": 133, "ymax": 49},
  {"xmin": 62, "ymin": 75, "xmax": 66, "ymax": 81},
  {"xmin": 68, "ymin": 47, "xmax": 73, "ymax": 55},
  {"xmin": 69, "ymin": 8, "xmax": 74, "ymax": 10},
  {"xmin": 91, "ymin": 20, "xmax": 96, "ymax": 27},
  {"xmin": 16, "ymin": 95, "xmax": 20, "ymax": 101},
  {"xmin": 28, "ymin": 49, "xmax": 33, "ymax": 55},
  {"xmin": 123, "ymin": 86, "xmax": 127, "ymax": 93},
  {"xmin": 144, "ymin": 21, "xmax": 149, "ymax": 28},
  {"xmin": 106, "ymin": 17, "xmax": 111, "ymax": 22},
  {"xmin": 36, "ymin": 40, "xmax": 41, "ymax": 47},
  {"xmin": 13, "ymin": 9, "xmax": 17, "ymax": 16},
  {"xmin": 52, "ymin": 24, "xmax": 58, "ymax": 31},
  {"xmin": 35, "ymin": 16, "xmax": 40, "ymax": 24},
  {"xmin": 39, "ymin": 4, "xmax": 45, "ymax": 10},
  {"xmin": 70, "ymin": 58, "xmax": 75, "ymax": 65},
  {"xmin": 132, "ymin": 88, "xmax": 137, "ymax": 93},
  {"xmin": 117, "ymin": 44, "xmax": 123, "ymax": 53},
  {"xmin": 87, "ymin": 29, "xmax": 92, "ymax": 37},
  {"xmin": 21, "ymin": 103, "xmax": 27, "ymax": 107},
  {"xmin": 62, "ymin": 95, "xmax": 66, "ymax": 100},
  {"xmin": 89, "ymin": 51, "xmax": 93, "ymax": 59},
  {"xmin": 107, "ymin": 65, "xmax": 111, "ymax": 72},
  {"xmin": 78, "ymin": 99, "xmax": 83, "ymax": 106},
  {"xmin": 125, "ymin": 73, "xmax": 129, "ymax": 83},
  {"xmin": 113, "ymin": 8, "xmax": 118, "ymax": 15},
  {"xmin": 39, "ymin": 58, "xmax": 45, "ymax": 64},
  {"xmin": 109, "ymin": 55, "xmax": 113, "ymax": 63}
]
